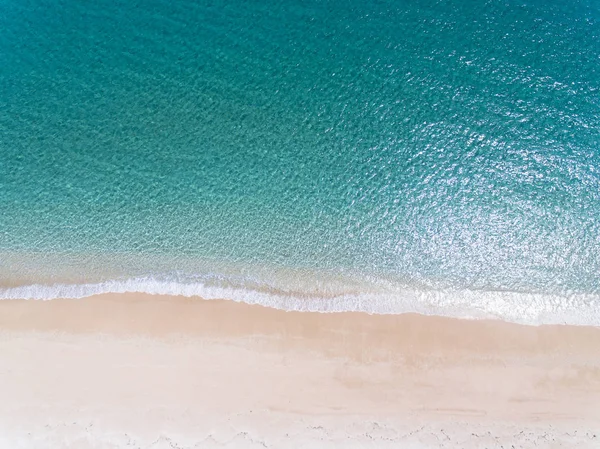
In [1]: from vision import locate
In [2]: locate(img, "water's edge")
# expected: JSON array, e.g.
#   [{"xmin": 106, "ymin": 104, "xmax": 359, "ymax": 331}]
[{"xmin": 1, "ymin": 277, "xmax": 598, "ymax": 327}]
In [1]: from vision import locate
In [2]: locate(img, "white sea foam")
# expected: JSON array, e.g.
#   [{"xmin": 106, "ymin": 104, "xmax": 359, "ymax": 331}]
[{"xmin": 0, "ymin": 276, "xmax": 599, "ymax": 326}]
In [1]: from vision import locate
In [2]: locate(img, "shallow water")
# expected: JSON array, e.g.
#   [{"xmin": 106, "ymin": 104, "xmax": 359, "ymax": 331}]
[{"xmin": 1, "ymin": 0, "xmax": 599, "ymax": 324}]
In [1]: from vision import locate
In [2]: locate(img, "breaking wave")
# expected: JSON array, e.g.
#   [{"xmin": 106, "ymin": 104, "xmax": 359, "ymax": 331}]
[{"xmin": 1, "ymin": 276, "xmax": 598, "ymax": 326}]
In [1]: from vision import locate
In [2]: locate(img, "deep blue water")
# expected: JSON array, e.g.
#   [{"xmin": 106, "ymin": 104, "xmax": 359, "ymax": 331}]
[{"xmin": 1, "ymin": 0, "xmax": 599, "ymax": 323}]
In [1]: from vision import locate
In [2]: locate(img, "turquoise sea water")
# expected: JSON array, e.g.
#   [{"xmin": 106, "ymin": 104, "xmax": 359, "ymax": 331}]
[{"xmin": 1, "ymin": 0, "xmax": 599, "ymax": 324}]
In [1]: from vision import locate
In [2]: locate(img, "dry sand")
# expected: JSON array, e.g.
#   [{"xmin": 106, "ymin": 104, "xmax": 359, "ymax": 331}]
[{"xmin": 0, "ymin": 293, "xmax": 599, "ymax": 448}]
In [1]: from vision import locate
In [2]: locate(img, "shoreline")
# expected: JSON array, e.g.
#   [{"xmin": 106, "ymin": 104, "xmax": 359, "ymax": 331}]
[
  {"xmin": 1, "ymin": 293, "xmax": 599, "ymax": 447},
  {"xmin": 2, "ymin": 275, "xmax": 599, "ymax": 326}
]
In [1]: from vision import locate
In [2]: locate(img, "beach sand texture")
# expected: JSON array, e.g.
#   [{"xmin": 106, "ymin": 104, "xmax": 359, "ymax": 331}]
[{"xmin": 1, "ymin": 293, "xmax": 599, "ymax": 448}]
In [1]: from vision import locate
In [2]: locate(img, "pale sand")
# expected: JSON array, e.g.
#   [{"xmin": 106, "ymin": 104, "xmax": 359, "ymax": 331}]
[{"xmin": 1, "ymin": 293, "xmax": 599, "ymax": 448}]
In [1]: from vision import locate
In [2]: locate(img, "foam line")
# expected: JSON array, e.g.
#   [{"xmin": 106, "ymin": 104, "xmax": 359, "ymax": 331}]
[{"xmin": 0, "ymin": 276, "xmax": 598, "ymax": 326}]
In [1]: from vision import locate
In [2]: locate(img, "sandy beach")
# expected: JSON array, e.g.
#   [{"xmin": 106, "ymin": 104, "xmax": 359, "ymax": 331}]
[{"xmin": 0, "ymin": 293, "xmax": 599, "ymax": 448}]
